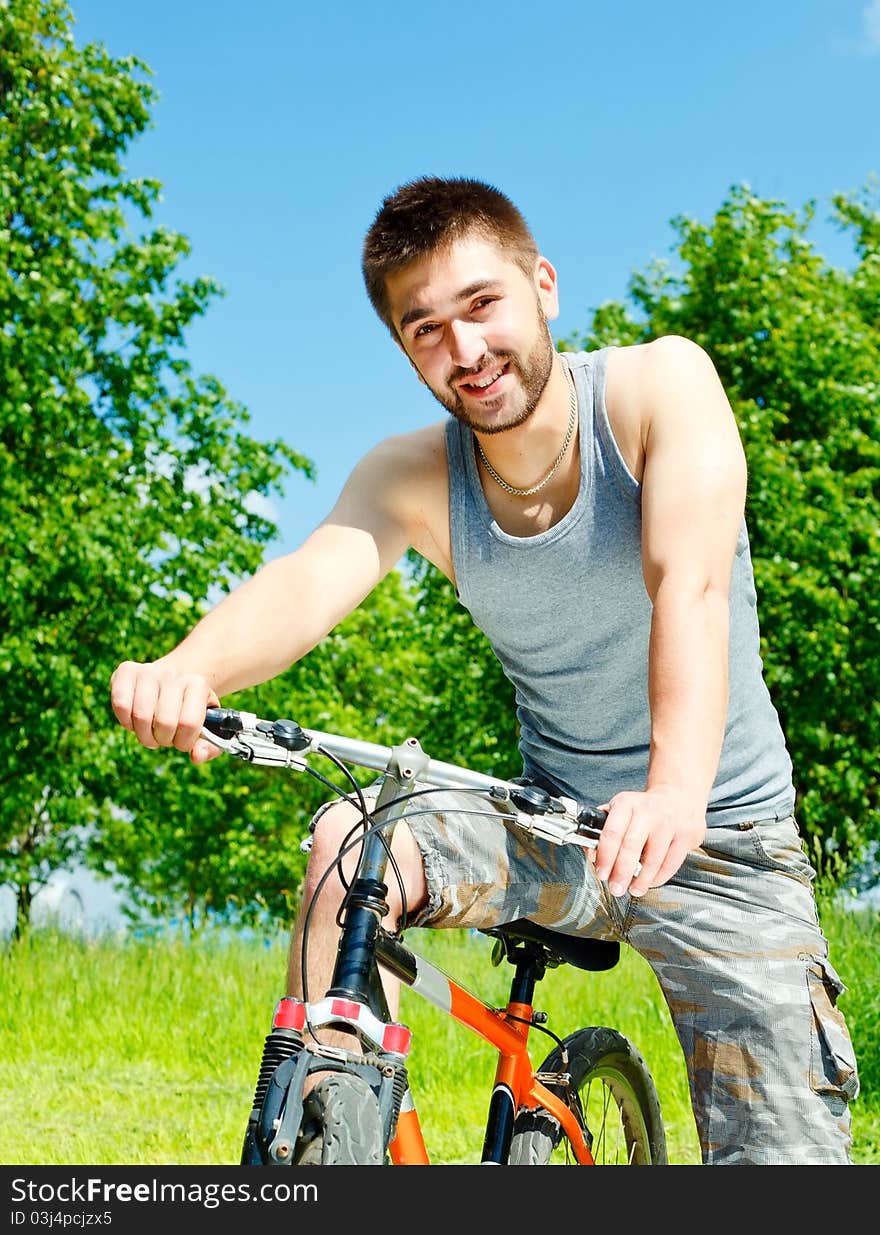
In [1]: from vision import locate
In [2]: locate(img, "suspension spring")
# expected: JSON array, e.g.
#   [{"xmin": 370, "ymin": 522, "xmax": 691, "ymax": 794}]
[{"xmin": 251, "ymin": 1028, "xmax": 303, "ymax": 1112}]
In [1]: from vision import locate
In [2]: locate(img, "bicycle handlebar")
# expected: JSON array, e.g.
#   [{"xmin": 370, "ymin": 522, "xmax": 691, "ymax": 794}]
[{"xmin": 201, "ymin": 706, "xmax": 611, "ymax": 852}]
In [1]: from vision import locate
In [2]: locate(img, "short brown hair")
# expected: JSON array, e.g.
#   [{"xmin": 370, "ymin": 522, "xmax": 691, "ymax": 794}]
[{"xmin": 362, "ymin": 176, "xmax": 540, "ymax": 337}]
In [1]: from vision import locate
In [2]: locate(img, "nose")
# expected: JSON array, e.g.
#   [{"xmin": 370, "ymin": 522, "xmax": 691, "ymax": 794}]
[{"xmin": 448, "ymin": 319, "xmax": 488, "ymax": 371}]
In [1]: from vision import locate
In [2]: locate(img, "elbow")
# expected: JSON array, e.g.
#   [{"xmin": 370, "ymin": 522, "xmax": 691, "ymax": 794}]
[{"xmin": 649, "ymin": 570, "xmax": 731, "ymax": 620}]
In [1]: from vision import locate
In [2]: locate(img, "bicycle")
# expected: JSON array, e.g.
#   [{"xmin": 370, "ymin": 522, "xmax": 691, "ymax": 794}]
[{"xmin": 202, "ymin": 706, "xmax": 668, "ymax": 1166}]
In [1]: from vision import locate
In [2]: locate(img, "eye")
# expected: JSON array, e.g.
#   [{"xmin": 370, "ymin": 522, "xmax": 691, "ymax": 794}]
[
  {"xmin": 413, "ymin": 322, "xmax": 438, "ymax": 339},
  {"xmin": 471, "ymin": 296, "xmax": 497, "ymax": 314}
]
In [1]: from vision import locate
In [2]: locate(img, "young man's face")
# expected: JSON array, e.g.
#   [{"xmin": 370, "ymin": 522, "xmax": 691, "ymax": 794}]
[{"xmin": 385, "ymin": 233, "xmax": 560, "ymax": 435}]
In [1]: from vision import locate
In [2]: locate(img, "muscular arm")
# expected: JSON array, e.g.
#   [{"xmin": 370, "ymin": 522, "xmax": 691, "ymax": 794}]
[
  {"xmin": 595, "ymin": 336, "xmax": 747, "ymax": 895},
  {"xmin": 643, "ymin": 336, "xmax": 746, "ymax": 808},
  {"xmin": 110, "ymin": 436, "xmax": 421, "ymax": 760}
]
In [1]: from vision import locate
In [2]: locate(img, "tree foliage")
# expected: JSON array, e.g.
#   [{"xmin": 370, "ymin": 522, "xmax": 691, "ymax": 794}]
[{"xmin": 0, "ymin": 0, "xmax": 308, "ymax": 934}]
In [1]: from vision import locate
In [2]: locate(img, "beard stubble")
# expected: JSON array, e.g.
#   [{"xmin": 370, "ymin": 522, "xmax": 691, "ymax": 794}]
[{"xmin": 420, "ymin": 306, "xmax": 556, "ymax": 436}]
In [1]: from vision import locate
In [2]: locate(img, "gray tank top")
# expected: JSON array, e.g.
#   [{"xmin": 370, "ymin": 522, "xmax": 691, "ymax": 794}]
[{"xmin": 445, "ymin": 346, "xmax": 795, "ymax": 826}]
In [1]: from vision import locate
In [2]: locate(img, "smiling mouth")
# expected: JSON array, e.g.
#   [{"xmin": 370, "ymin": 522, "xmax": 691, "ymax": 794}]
[{"xmin": 458, "ymin": 361, "xmax": 510, "ymax": 397}]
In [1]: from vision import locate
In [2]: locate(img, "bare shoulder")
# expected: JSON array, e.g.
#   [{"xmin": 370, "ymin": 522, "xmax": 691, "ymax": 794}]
[
  {"xmin": 356, "ymin": 420, "xmax": 448, "ymax": 511},
  {"xmin": 605, "ymin": 337, "xmax": 730, "ymax": 479},
  {"xmin": 364, "ymin": 419, "xmax": 448, "ymax": 473},
  {"xmin": 607, "ymin": 335, "xmax": 719, "ymax": 407}
]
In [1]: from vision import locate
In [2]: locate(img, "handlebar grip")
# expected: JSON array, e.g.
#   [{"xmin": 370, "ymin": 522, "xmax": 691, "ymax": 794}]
[
  {"xmin": 576, "ymin": 806, "xmax": 608, "ymax": 835},
  {"xmin": 204, "ymin": 707, "xmax": 243, "ymax": 740}
]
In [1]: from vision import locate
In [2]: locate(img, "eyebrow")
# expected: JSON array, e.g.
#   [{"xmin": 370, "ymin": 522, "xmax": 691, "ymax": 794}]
[{"xmin": 398, "ymin": 279, "xmax": 503, "ymax": 332}]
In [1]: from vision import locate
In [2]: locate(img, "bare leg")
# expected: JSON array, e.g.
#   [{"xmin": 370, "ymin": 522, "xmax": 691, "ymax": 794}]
[{"xmin": 286, "ymin": 799, "xmax": 428, "ymax": 1032}]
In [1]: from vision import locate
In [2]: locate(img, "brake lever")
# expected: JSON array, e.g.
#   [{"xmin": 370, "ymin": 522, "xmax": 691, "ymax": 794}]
[
  {"xmin": 200, "ymin": 717, "xmax": 310, "ymax": 769},
  {"xmin": 488, "ymin": 785, "xmax": 602, "ymax": 850},
  {"xmin": 516, "ymin": 798, "xmax": 642, "ymax": 878},
  {"xmin": 503, "ymin": 794, "xmax": 595, "ymax": 850}
]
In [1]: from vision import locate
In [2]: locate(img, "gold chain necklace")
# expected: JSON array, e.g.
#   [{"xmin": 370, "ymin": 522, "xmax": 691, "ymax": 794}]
[{"xmin": 475, "ymin": 364, "xmax": 577, "ymax": 498}]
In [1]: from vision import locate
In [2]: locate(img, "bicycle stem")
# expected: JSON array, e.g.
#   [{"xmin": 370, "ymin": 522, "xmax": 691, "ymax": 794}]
[{"xmin": 326, "ymin": 738, "xmax": 432, "ymax": 1008}]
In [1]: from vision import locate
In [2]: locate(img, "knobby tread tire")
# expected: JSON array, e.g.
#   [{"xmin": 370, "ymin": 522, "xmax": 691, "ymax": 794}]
[
  {"xmin": 294, "ymin": 1073, "xmax": 385, "ymax": 1165},
  {"xmin": 509, "ymin": 1025, "xmax": 667, "ymax": 1165}
]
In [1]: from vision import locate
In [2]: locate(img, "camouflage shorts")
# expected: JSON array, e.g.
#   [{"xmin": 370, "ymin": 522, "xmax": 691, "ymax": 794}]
[{"xmin": 309, "ymin": 785, "xmax": 859, "ymax": 1165}]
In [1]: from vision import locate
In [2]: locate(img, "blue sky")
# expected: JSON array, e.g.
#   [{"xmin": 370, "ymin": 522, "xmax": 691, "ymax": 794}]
[{"xmin": 71, "ymin": 0, "xmax": 880, "ymax": 556}]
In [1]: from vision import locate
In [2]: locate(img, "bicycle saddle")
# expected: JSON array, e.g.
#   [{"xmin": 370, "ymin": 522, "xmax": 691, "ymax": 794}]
[{"xmin": 483, "ymin": 919, "xmax": 620, "ymax": 972}]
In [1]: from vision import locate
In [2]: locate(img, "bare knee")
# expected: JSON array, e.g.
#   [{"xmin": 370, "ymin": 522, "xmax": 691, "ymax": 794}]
[
  {"xmin": 308, "ymin": 800, "xmax": 365, "ymax": 873},
  {"xmin": 306, "ymin": 799, "xmax": 427, "ymax": 926}
]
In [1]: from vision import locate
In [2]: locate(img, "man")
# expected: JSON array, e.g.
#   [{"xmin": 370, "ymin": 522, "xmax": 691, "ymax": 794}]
[{"xmin": 110, "ymin": 176, "xmax": 859, "ymax": 1164}]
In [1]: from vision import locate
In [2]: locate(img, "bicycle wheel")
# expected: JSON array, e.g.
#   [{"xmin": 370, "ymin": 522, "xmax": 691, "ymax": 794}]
[
  {"xmin": 509, "ymin": 1026, "xmax": 667, "ymax": 1165},
  {"xmin": 294, "ymin": 1073, "xmax": 386, "ymax": 1165}
]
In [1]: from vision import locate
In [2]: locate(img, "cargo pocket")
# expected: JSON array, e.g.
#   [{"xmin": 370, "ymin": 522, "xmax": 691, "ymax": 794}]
[{"xmin": 807, "ymin": 959, "xmax": 860, "ymax": 1104}]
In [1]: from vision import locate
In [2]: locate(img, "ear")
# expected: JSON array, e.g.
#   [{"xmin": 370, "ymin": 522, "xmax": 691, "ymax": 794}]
[{"xmin": 535, "ymin": 256, "xmax": 559, "ymax": 322}]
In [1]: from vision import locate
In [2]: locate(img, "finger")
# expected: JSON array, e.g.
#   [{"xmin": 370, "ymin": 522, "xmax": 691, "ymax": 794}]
[
  {"xmin": 189, "ymin": 687, "xmax": 224, "ymax": 762},
  {"xmin": 109, "ymin": 661, "xmax": 139, "ymax": 729},
  {"xmin": 129, "ymin": 673, "xmax": 162, "ymax": 749},
  {"xmin": 628, "ymin": 832, "xmax": 671, "ymax": 898},
  {"xmin": 149, "ymin": 677, "xmax": 187, "ymax": 748},
  {"xmin": 594, "ymin": 796, "xmax": 634, "ymax": 884},
  {"xmin": 649, "ymin": 838, "xmax": 691, "ymax": 890},
  {"xmin": 191, "ymin": 736, "xmax": 225, "ymax": 764},
  {"xmin": 607, "ymin": 826, "xmax": 648, "ymax": 897},
  {"xmin": 172, "ymin": 679, "xmax": 215, "ymax": 752}
]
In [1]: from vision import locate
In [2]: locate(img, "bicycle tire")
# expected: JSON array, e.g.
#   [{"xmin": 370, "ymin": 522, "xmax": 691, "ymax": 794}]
[
  {"xmin": 509, "ymin": 1026, "xmax": 667, "ymax": 1165},
  {"xmin": 294, "ymin": 1073, "xmax": 386, "ymax": 1165}
]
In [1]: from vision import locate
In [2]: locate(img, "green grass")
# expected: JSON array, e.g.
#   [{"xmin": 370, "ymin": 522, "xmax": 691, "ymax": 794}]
[{"xmin": 0, "ymin": 897, "xmax": 876, "ymax": 1166}]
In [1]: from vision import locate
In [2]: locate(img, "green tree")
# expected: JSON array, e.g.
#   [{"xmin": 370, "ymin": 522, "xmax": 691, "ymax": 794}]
[
  {"xmin": 564, "ymin": 180, "xmax": 880, "ymax": 874},
  {"xmin": 0, "ymin": 0, "xmax": 309, "ymax": 936}
]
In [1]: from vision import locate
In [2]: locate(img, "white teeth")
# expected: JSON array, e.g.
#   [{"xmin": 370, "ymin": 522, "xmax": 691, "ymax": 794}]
[{"xmin": 470, "ymin": 368, "xmax": 503, "ymax": 389}]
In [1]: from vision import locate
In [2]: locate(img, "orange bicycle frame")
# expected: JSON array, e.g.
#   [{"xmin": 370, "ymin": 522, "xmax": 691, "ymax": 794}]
[{"xmin": 378, "ymin": 933, "xmax": 594, "ymax": 1165}]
